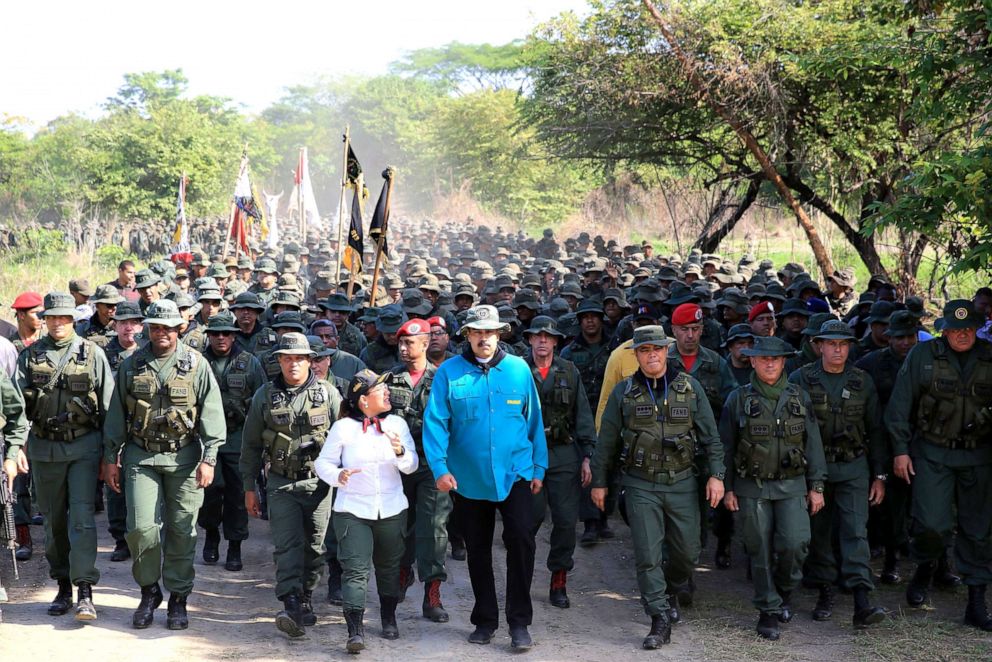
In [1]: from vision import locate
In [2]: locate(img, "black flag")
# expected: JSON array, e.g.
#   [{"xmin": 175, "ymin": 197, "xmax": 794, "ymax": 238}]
[
  {"xmin": 344, "ymin": 186, "xmax": 364, "ymax": 273},
  {"xmin": 368, "ymin": 169, "xmax": 393, "ymax": 258}
]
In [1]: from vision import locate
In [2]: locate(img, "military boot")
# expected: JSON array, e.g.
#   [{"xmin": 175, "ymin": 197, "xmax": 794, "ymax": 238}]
[
  {"xmin": 14, "ymin": 524, "xmax": 32, "ymax": 561},
  {"xmin": 549, "ymin": 570, "xmax": 569, "ymax": 609},
  {"xmin": 579, "ymin": 519, "xmax": 598, "ymax": 546},
  {"xmin": 642, "ymin": 613, "xmax": 671, "ymax": 649},
  {"xmin": 934, "ymin": 552, "xmax": 962, "ymax": 589},
  {"xmin": 110, "ymin": 539, "xmax": 131, "ymax": 562},
  {"xmin": 225, "ymin": 540, "xmax": 243, "ymax": 572},
  {"xmin": 380, "ymin": 594, "xmax": 399, "ymax": 640},
  {"xmin": 756, "ymin": 611, "xmax": 780, "ymax": 640},
  {"xmin": 812, "ymin": 584, "xmax": 834, "ymax": 621},
  {"xmin": 344, "ymin": 609, "xmax": 366, "ymax": 653},
  {"xmin": 75, "ymin": 582, "xmax": 97, "ymax": 621},
  {"xmin": 275, "ymin": 591, "xmax": 306, "ymax": 638},
  {"xmin": 852, "ymin": 587, "xmax": 885, "ymax": 628},
  {"xmin": 906, "ymin": 561, "xmax": 934, "ymax": 607},
  {"xmin": 48, "ymin": 579, "xmax": 73, "ymax": 616},
  {"xmin": 202, "ymin": 528, "xmax": 220, "ymax": 564},
  {"xmin": 965, "ymin": 585, "xmax": 992, "ymax": 631},
  {"xmin": 778, "ymin": 590, "xmax": 793, "ymax": 623},
  {"xmin": 715, "ymin": 537, "xmax": 732, "ymax": 569},
  {"xmin": 327, "ymin": 559, "xmax": 343, "ymax": 605},
  {"xmin": 880, "ymin": 546, "xmax": 900, "ymax": 584},
  {"xmin": 167, "ymin": 593, "xmax": 189, "ymax": 630},
  {"xmin": 132, "ymin": 583, "xmax": 163, "ymax": 629},
  {"xmin": 423, "ymin": 579, "xmax": 449, "ymax": 622},
  {"xmin": 449, "ymin": 537, "xmax": 466, "ymax": 561},
  {"xmin": 398, "ymin": 566, "xmax": 415, "ymax": 603},
  {"xmin": 301, "ymin": 589, "xmax": 317, "ymax": 626},
  {"xmin": 597, "ymin": 512, "xmax": 615, "ymax": 540}
]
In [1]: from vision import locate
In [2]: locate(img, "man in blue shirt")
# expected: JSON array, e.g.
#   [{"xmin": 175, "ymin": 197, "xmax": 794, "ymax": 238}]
[{"xmin": 424, "ymin": 304, "xmax": 547, "ymax": 651}]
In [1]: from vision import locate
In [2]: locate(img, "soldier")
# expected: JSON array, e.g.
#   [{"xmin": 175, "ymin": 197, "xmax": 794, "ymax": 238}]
[
  {"xmin": 386, "ymin": 319, "xmax": 452, "ymax": 621},
  {"xmin": 0, "ymin": 354, "xmax": 28, "ymax": 568},
  {"xmin": 11, "ymin": 291, "xmax": 44, "ymax": 351},
  {"xmin": 103, "ymin": 299, "xmax": 226, "ymax": 630},
  {"xmin": 885, "ymin": 300, "xmax": 992, "ymax": 631},
  {"xmin": 359, "ymin": 304, "xmax": 406, "ymax": 373},
  {"xmin": 524, "ymin": 316, "xmax": 597, "ymax": 609},
  {"xmin": 259, "ymin": 312, "xmax": 308, "ymax": 380},
  {"xmin": 723, "ymin": 324, "xmax": 755, "ymax": 387},
  {"xmin": 788, "ymin": 320, "xmax": 887, "ymax": 627},
  {"xmin": 134, "ymin": 270, "xmax": 162, "ymax": 314},
  {"xmin": 826, "ymin": 268, "xmax": 858, "ymax": 316},
  {"xmin": 17, "ymin": 292, "xmax": 115, "ymax": 621},
  {"xmin": 721, "ymin": 335, "xmax": 827, "ymax": 640},
  {"xmin": 106, "ymin": 259, "xmax": 139, "ymax": 303},
  {"xmin": 197, "ymin": 311, "xmax": 265, "ymax": 572},
  {"xmin": 241, "ymin": 332, "xmax": 342, "ymax": 638},
  {"xmin": 592, "ymin": 325, "xmax": 724, "ymax": 648},
  {"xmin": 229, "ymin": 292, "xmax": 271, "ymax": 353},
  {"xmin": 248, "ymin": 257, "xmax": 280, "ymax": 306},
  {"xmin": 75, "ymin": 284, "xmax": 124, "ymax": 347},
  {"xmin": 319, "ymin": 293, "xmax": 368, "ymax": 358},
  {"xmin": 310, "ymin": 319, "xmax": 367, "ymax": 382}
]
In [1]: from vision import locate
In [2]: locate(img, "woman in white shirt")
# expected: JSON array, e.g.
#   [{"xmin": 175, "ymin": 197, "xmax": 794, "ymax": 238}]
[{"xmin": 315, "ymin": 369, "xmax": 418, "ymax": 654}]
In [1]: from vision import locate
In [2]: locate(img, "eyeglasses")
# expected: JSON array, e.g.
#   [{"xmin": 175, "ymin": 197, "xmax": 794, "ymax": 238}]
[{"xmin": 430, "ymin": 330, "xmax": 447, "ymax": 337}]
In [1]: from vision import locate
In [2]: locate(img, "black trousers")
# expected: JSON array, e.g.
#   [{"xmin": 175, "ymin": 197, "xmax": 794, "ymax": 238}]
[{"xmin": 460, "ymin": 479, "xmax": 536, "ymax": 630}]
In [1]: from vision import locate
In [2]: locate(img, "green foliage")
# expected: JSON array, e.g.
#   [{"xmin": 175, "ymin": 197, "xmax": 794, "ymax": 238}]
[
  {"xmin": 7, "ymin": 228, "xmax": 68, "ymax": 263},
  {"xmin": 390, "ymin": 41, "xmax": 531, "ymax": 92},
  {"xmin": 95, "ymin": 243, "xmax": 129, "ymax": 270}
]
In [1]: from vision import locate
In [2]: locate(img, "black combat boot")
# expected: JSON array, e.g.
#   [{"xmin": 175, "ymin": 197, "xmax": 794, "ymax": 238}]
[
  {"xmin": 132, "ymin": 583, "xmax": 163, "ymax": 629},
  {"xmin": 880, "ymin": 546, "xmax": 900, "ymax": 584},
  {"xmin": 812, "ymin": 584, "xmax": 834, "ymax": 621},
  {"xmin": 666, "ymin": 604, "xmax": 681, "ymax": 624},
  {"xmin": 597, "ymin": 512, "xmax": 615, "ymax": 540},
  {"xmin": 301, "ymin": 589, "xmax": 317, "ymax": 626},
  {"xmin": 276, "ymin": 591, "xmax": 306, "ymax": 638},
  {"xmin": 344, "ymin": 609, "xmax": 366, "ymax": 653},
  {"xmin": 202, "ymin": 528, "xmax": 220, "ymax": 564},
  {"xmin": 579, "ymin": 519, "xmax": 598, "ymax": 546},
  {"xmin": 398, "ymin": 566, "xmax": 414, "ymax": 603},
  {"xmin": 14, "ymin": 524, "xmax": 32, "ymax": 561},
  {"xmin": 934, "ymin": 552, "xmax": 962, "ymax": 589},
  {"xmin": 852, "ymin": 587, "xmax": 885, "ymax": 628},
  {"xmin": 380, "ymin": 594, "xmax": 399, "ymax": 640},
  {"xmin": 549, "ymin": 570, "xmax": 569, "ymax": 609},
  {"xmin": 643, "ymin": 613, "xmax": 672, "ymax": 649},
  {"xmin": 756, "ymin": 611, "xmax": 780, "ymax": 640},
  {"xmin": 167, "ymin": 593, "xmax": 189, "ymax": 630},
  {"xmin": 674, "ymin": 578, "xmax": 694, "ymax": 609},
  {"xmin": 48, "ymin": 579, "xmax": 74, "ymax": 616},
  {"xmin": 778, "ymin": 590, "xmax": 793, "ymax": 623},
  {"xmin": 715, "ymin": 537, "xmax": 732, "ymax": 569},
  {"xmin": 327, "ymin": 559, "xmax": 343, "ymax": 605},
  {"xmin": 964, "ymin": 585, "xmax": 992, "ymax": 631},
  {"xmin": 110, "ymin": 539, "xmax": 131, "ymax": 562},
  {"xmin": 224, "ymin": 540, "xmax": 242, "ymax": 572},
  {"xmin": 423, "ymin": 579, "xmax": 449, "ymax": 622},
  {"xmin": 906, "ymin": 561, "xmax": 934, "ymax": 607},
  {"xmin": 449, "ymin": 537, "xmax": 466, "ymax": 561},
  {"xmin": 75, "ymin": 582, "xmax": 97, "ymax": 621}
]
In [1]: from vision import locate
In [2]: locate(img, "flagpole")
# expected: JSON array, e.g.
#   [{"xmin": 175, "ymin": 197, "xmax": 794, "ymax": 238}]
[
  {"xmin": 299, "ymin": 147, "xmax": 307, "ymax": 244},
  {"xmin": 368, "ymin": 167, "xmax": 395, "ymax": 310},
  {"xmin": 335, "ymin": 126, "xmax": 350, "ymax": 287}
]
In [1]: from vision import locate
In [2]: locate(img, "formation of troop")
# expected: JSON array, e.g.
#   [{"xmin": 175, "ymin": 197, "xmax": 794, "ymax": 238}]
[{"xmin": 2, "ymin": 219, "xmax": 992, "ymax": 652}]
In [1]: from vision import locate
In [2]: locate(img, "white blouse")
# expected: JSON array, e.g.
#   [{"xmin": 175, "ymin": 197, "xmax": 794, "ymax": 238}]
[{"xmin": 315, "ymin": 414, "xmax": 419, "ymax": 520}]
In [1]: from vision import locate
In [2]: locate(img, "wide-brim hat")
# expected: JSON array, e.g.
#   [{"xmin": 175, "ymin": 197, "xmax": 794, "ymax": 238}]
[
  {"xmin": 91, "ymin": 285, "xmax": 125, "ymax": 305},
  {"xmin": 273, "ymin": 331, "xmax": 315, "ymax": 356},
  {"xmin": 144, "ymin": 300, "xmax": 185, "ymax": 327},
  {"xmin": 631, "ymin": 325, "xmax": 674, "ymax": 349},
  {"xmin": 522, "ymin": 315, "xmax": 565, "ymax": 338},
  {"xmin": 939, "ymin": 299, "xmax": 983, "ymax": 330},
  {"xmin": 461, "ymin": 305, "xmax": 508, "ymax": 332},
  {"xmin": 742, "ymin": 335, "xmax": 797, "ymax": 357},
  {"xmin": 41, "ymin": 292, "xmax": 80, "ymax": 319},
  {"xmin": 812, "ymin": 320, "xmax": 856, "ymax": 342}
]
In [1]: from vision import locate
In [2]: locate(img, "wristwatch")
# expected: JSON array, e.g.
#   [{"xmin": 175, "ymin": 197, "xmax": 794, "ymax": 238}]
[
  {"xmin": 874, "ymin": 474, "xmax": 888, "ymax": 482},
  {"xmin": 201, "ymin": 457, "xmax": 217, "ymax": 467},
  {"xmin": 811, "ymin": 481, "xmax": 825, "ymax": 494},
  {"xmin": 712, "ymin": 472, "xmax": 726, "ymax": 481}
]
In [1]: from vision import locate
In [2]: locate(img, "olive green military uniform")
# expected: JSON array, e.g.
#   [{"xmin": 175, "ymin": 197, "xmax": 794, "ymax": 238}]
[
  {"xmin": 884, "ymin": 336, "xmax": 992, "ymax": 586},
  {"xmin": 198, "ymin": 346, "xmax": 265, "ymax": 543},
  {"xmin": 1, "ymin": 369, "xmax": 29, "ymax": 534},
  {"xmin": 18, "ymin": 332, "xmax": 115, "ymax": 587},
  {"xmin": 359, "ymin": 337, "xmax": 399, "ymax": 373},
  {"xmin": 594, "ymin": 369, "xmax": 723, "ymax": 615},
  {"xmin": 526, "ymin": 354, "xmax": 597, "ymax": 572},
  {"xmin": 560, "ymin": 335, "xmax": 610, "ymax": 413},
  {"xmin": 721, "ymin": 374, "xmax": 827, "ymax": 615},
  {"xmin": 75, "ymin": 318, "xmax": 113, "ymax": 349},
  {"xmin": 241, "ymin": 374, "xmax": 342, "ymax": 599},
  {"xmin": 789, "ymin": 362, "xmax": 887, "ymax": 589},
  {"xmin": 246, "ymin": 325, "xmax": 278, "ymax": 356},
  {"xmin": 338, "ymin": 322, "xmax": 367, "ymax": 358},
  {"xmin": 104, "ymin": 342, "xmax": 226, "ymax": 596}
]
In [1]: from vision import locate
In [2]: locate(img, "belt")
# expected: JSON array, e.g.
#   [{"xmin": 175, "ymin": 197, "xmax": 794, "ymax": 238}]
[
  {"xmin": 136, "ymin": 433, "xmax": 193, "ymax": 454},
  {"xmin": 270, "ymin": 467, "xmax": 316, "ymax": 482},
  {"xmin": 36, "ymin": 427, "xmax": 90, "ymax": 442}
]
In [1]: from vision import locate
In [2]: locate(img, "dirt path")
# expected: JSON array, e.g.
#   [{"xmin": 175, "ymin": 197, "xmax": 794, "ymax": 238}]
[{"xmin": 1, "ymin": 510, "xmax": 988, "ymax": 661}]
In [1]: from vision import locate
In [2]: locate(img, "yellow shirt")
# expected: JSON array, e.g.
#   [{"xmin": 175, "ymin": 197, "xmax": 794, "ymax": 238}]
[{"xmin": 595, "ymin": 339, "xmax": 639, "ymax": 431}]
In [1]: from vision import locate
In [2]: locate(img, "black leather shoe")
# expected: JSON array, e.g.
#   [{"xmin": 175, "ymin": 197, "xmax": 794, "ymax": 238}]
[
  {"xmin": 132, "ymin": 583, "xmax": 163, "ymax": 629},
  {"xmin": 276, "ymin": 592, "xmax": 306, "ymax": 638},
  {"xmin": 852, "ymin": 587, "xmax": 885, "ymax": 629},
  {"xmin": 879, "ymin": 546, "xmax": 900, "ymax": 584},
  {"xmin": 579, "ymin": 520, "xmax": 598, "ymax": 546},
  {"xmin": 510, "ymin": 625, "xmax": 533, "ymax": 650},
  {"xmin": 202, "ymin": 528, "xmax": 220, "ymax": 565},
  {"xmin": 301, "ymin": 590, "xmax": 317, "ymax": 627},
  {"xmin": 812, "ymin": 584, "xmax": 834, "ymax": 621},
  {"xmin": 934, "ymin": 554, "xmax": 962, "ymax": 589},
  {"xmin": 327, "ymin": 559, "xmax": 343, "ymax": 605},
  {"xmin": 907, "ymin": 562, "xmax": 934, "ymax": 608},
  {"xmin": 643, "ymin": 614, "xmax": 671, "ymax": 649},
  {"xmin": 778, "ymin": 591, "xmax": 793, "ymax": 623},
  {"xmin": 48, "ymin": 580, "xmax": 74, "ymax": 616},
  {"xmin": 344, "ymin": 609, "xmax": 366, "ymax": 652},
  {"xmin": 75, "ymin": 582, "xmax": 97, "ymax": 621},
  {"xmin": 468, "ymin": 626, "xmax": 494, "ymax": 644},
  {"xmin": 965, "ymin": 585, "xmax": 992, "ymax": 631},
  {"xmin": 110, "ymin": 539, "xmax": 131, "ymax": 562},
  {"xmin": 225, "ymin": 541, "xmax": 243, "ymax": 572},
  {"xmin": 450, "ymin": 539, "xmax": 467, "ymax": 561},
  {"xmin": 167, "ymin": 594, "xmax": 189, "ymax": 630},
  {"xmin": 756, "ymin": 611, "xmax": 780, "ymax": 640}
]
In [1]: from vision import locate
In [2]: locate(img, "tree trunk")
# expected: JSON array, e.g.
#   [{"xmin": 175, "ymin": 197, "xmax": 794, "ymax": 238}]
[{"xmin": 694, "ymin": 176, "xmax": 761, "ymax": 254}]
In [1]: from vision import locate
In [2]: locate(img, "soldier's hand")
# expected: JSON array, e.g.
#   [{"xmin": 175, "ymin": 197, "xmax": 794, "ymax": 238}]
[
  {"xmin": 723, "ymin": 491, "xmax": 739, "ymax": 512},
  {"xmin": 869, "ymin": 479, "xmax": 885, "ymax": 506},
  {"xmin": 196, "ymin": 462, "xmax": 214, "ymax": 489},
  {"xmin": 436, "ymin": 473, "xmax": 457, "ymax": 493},
  {"xmin": 591, "ymin": 487, "xmax": 607, "ymax": 511},
  {"xmin": 105, "ymin": 462, "xmax": 121, "ymax": 494},
  {"xmin": 530, "ymin": 478, "xmax": 543, "ymax": 495},
  {"xmin": 2, "ymin": 459, "xmax": 15, "ymax": 491},
  {"xmin": 339, "ymin": 468, "xmax": 362, "ymax": 486},
  {"xmin": 705, "ymin": 476, "xmax": 725, "ymax": 508},
  {"xmin": 893, "ymin": 454, "xmax": 914, "ymax": 484},
  {"xmin": 245, "ymin": 490, "xmax": 261, "ymax": 518},
  {"xmin": 14, "ymin": 448, "xmax": 28, "ymax": 475},
  {"xmin": 580, "ymin": 458, "xmax": 592, "ymax": 488},
  {"xmin": 807, "ymin": 490, "xmax": 825, "ymax": 515}
]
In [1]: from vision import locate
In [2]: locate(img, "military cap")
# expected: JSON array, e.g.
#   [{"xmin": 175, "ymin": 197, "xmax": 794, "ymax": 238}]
[
  {"xmin": 520, "ymin": 273, "xmax": 542, "ymax": 289},
  {"xmin": 905, "ymin": 296, "xmax": 931, "ymax": 319},
  {"xmin": 319, "ymin": 293, "xmax": 355, "ymax": 313},
  {"xmin": 91, "ymin": 284, "xmax": 125, "ymax": 305},
  {"xmin": 884, "ymin": 311, "xmax": 918, "ymax": 338},
  {"xmin": 602, "ymin": 288, "xmax": 630, "ymax": 308},
  {"xmin": 717, "ymin": 288, "xmax": 750, "ymax": 310},
  {"xmin": 742, "ymin": 335, "xmax": 797, "ymax": 357},
  {"xmin": 557, "ymin": 311, "xmax": 579, "ymax": 338},
  {"xmin": 523, "ymin": 315, "xmax": 564, "ymax": 338},
  {"xmin": 496, "ymin": 304, "xmax": 519, "ymax": 327},
  {"xmin": 254, "ymin": 257, "xmax": 279, "ymax": 274},
  {"xmin": 112, "ymin": 301, "xmax": 143, "ymax": 321},
  {"xmin": 206, "ymin": 262, "xmax": 228, "ymax": 279},
  {"xmin": 813, "ymin": 319, "xmax": 856, "ymax": 341},
  {"xmin": 657, "ymin": 265, "xmax": 680, "ymax": 281},
  {"xmin": 802, "ymin": 312, "xmax": 838, "ymax": 336},
  {"xmin": 827, "ymin": 266, "xmax": 857, "ymax": 289},
  {"xmin": 401, "ymin": 289, "xmax": 433, "ymax": 317},
  {"xmin": 237, "ymin": 255, "xmax": 253, "ymax": 270},
  {"xmin": 634, "ymin": 281, "xmax": 664, "ymax": 303},
  {"xmin": 223, "ymin": 256, "xmax": 238, "ymax": 268},
  {"xmin": 684, "ymin": 263, "xmax": 703, "ymax": 277},
  {"xmin": 277, "ymin": 273, "xmax": 299, "ymax": 291},
  {"xmin": 632, "ymin": 325, "xmax": 674, "ymax": 349},
  {"xmin": 418, "ymin": 274, "xmax": 442, "ymax": 293},
  {"xmin": 144, "ymin": 300, "xmax": 185, "ymax": 327},
  {"xmin": 206, "ymin": 311, "xmax": 239, "ymax": 333},
  {"xmin": 357, "ymin": 307, "xmax": 379, "ymax": 324},
  {"xmin": 575, "ymin": 298, "xmax": 605, "ymax": 317},
  {"xmin": 273, "ymin": 331, "xmax": 314, "ymax": 356},
  {"xmin": 722, "ymin": 323, "xmax": 755, "ymax": 348},
  {"xmin": 69, "ymin": 279, "xmax": 94, "ymax": 297},
  {"xmin": 939, "ymin": 299, "xmax": 983, "ymax": 330},
  {"xmin": 271, "ymin": 311, "xmax": 306, "ymax": 332},
  {"xmin": 667, "ymin": 283, "xmax": 700, "ymax": 306},
  {"xmin": 866, "ymin": 300, "xmax": 895, "ymax": 325},
  {"xmin": 190, "ymin": 252, "xmax": 210, "ymax": 267},
  {"xmin": 547, "ymin": 298, "xmax": 571, "ymax": 318},
  {"xmin": 632, "ymin": 303, "xmax": 662, "ymax": 323},
  {"xmin": 787, "ymin": 274, "xmax": 821, "ymax": 296},
  {"xmin": 396, "ymin": 318, "xmax": 431, "ymax": 338},
  {"xmin": 559, "ymin": 282, "xmax": 584, "ymax": 301},
  {"xmin": 512, "ymin": 288, "xmax": 541, "ymax": 311},
  {"xmin": 585, "ymin": 258, "xmax": 607, "ymax": 273},
  {"xmin": 561, "ymin": 272, "xmax": 582, "ymax": 285},
  {"xmin": 492, "ymin": 273, "xmax": 515, "ymax": 291},
  {"xmin": 461, "ymin": 304, "xmax": 507, "ymax": 332},
  {"xmin": 777, "ymin": 298, "xmax": 812, "ymax": 318},
  {"xmin": 10, "ymin": 291, "xmax": 40, "ymax": 310},
  {"xmin": 376, "ymin": 304, "xmax": 408, "ymax": 334},
  {"xmin": 306, "ymin": 334, "xmax": 333, "ymax": 358},
  {"xmin": 270, "ymin": 290, "xmax": 302, "ymax": 310},
  {"xmin": 197, "ymin": 281, "xmax": 223, "ymax": 302},
  {"xmin": 230, "ymin": 292, "xmax": 265, "ymax": 311},
  {"xmin": 135, "ymin": 269, "xmax": 161, "ymax": 289},
  {"xmin": 41, "ymin": 292, "xmax": 79, "ymax": 318},
  {"xmin": 174, "ymin": 293, "xmax": 197, "ymax": 310}
]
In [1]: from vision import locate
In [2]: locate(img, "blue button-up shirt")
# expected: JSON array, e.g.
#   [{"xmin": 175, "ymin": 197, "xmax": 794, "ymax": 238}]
[{"xmin": 423, "ymin": 351, "xmax": 547, "ymax": 502}]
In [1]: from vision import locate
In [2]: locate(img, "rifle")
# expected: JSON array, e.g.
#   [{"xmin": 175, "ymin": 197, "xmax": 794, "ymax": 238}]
[{"xmin": 0, "ymin": 467, "xmax": 17, "ymax": 617}]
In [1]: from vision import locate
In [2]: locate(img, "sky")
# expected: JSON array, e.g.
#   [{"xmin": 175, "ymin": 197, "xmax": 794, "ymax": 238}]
[{"xmin": 1, "ymin": 0, "xmax": 589, "ymax": 130}]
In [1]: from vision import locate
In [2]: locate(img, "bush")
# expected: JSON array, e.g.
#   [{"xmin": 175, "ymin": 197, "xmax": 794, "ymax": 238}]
[{"xmin": 95, "ymin": 243, "xmax": 128, "ymax": 270}]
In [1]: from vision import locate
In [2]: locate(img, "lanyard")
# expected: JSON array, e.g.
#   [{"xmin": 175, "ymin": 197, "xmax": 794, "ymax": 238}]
[{"xmin": 644, "ymin": 374, "xmax": 668, "ymax": 419}]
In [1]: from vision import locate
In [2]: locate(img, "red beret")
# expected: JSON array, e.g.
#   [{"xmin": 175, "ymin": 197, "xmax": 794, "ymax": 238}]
[
  {"xmin": 397, "ymin": 319, "xmax": 430, "ymax": 338},
  {"xmin": 11, "ymin": 291, "xmax": 42, "ymax": 310},
  {"xmin": 749, "ymin": 301, "xmax": 775, "ymax": 323},
  {"xmin": 426, "ymin": 315, "xmax": 446, "ymax": 329},
  {"xmin": 671, "ymin": 303, "xmax": 703, "ymax": 326}
]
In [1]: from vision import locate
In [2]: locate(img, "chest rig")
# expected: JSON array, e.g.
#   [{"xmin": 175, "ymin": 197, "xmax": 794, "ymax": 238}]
[
  {"xmin": 23, "ymin": 338, "xmax": 100, "ymax": 441},
  {"xmin": 801, "ymin": 363, "xmax": 869, "ymax": 463},
  {"xmin": 388, "ymin": 366, "xmax": 435, "ymax": 454},
  {"xmin": 125, "ymin": 347, "xmax": 200, "ymax": 453},
  {"xmin": 734, "ymin": 383, "xmax": 808, "ymax": 481},
  {"xmin": 915, "ymin": 339, "xmax": 992, "ymax": 449},
  {"xmin": 617, "ymin": 373, "xmax": 696, "ymax": 484},
  {"xmin": 213, "ymin": 350, "xmax": 255, "ymax": 429},
  {"xmin": 261, "ymin": 380, "xmax": 333, "ymax": 480}
]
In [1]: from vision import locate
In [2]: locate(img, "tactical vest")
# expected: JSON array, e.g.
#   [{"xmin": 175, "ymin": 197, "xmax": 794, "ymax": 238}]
[
  {"xmin": 734, "ymin": 383, "xmax": 808, "ymax": 481},
  {"xmin": 617, "ymin": 373, "xmax": 696, "ymax": 484},
  {"xmin": 672, "ymin": 350, "xmax": 722, "ymax": 414},
  {"xmin": 125, "ymin": 347, "xmax": 200, "ymax": 453},
  {"xmin": 529, "ymin": 359, "xmax": 578, "ymax": 447},
  {"xmin": 915, "ymin": 339, "xmax": 992, "ymax": 449},
  {"xmin": 214, "ymin": 350, "xmax": 255, "ymax": 429},
  {"xmin": 362, "ymin": 340, "xmax": 399, "ymax": 373},
  {"xmin": 105, "ymin": 339, "xmax": 137, "ymax": 372},
  {"xmin": 23, "ymin": 338, "xmax": 100, "ymax": 441},
  {"xmin": 388, "ymin": 367, "xmax": 435, "ymax": 454},
  {"xmin": 261, "ymin": 379, "xmax": 334, "ymax": 480},
  {"xmin": 563, "ymin": 340, "xmax": 607, "ymax": 410},
  {"xmin": 870, "ymin": 349, "xmax": 901, "ymax": 407},
  {"xmin": 262, "ymin": 350, "xmax": 281, "ymax": 381},
  {"xmin": 250, "ymin": 327, "xmax": 278, "ymax": 355},
  {"xmin": 800, "ymin": 363, "xmax": 869, "ymax": 463}
]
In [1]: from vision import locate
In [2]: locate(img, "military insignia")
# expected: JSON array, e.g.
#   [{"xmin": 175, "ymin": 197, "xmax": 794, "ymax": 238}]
[
  {"xmin": 70, "ymin": 381, "xmax": 88, "ymax": 393},
  {"xmin": 788, "ymin": 422, "xmax": 805, "ymax": 435},
  {"xmin": 227, "ymin": 375, "xmax": 246, "ymax": 389},
  {"xmin": 694, "ymin": 309, "xmax": 703, "ymax": 321},
  {"xmin": 841, "ymin": 389, "xmax": 851, "ymax": 400},
  {"xmin": 954, "ymin": 307, "xmax": 968, "ymax": 320},
  {"xmin": 32, "ymin": 373, "xmax": 47, "ymax": 385},
  {"xmin": 133, "ymin": 382, "xmax": 153, "ymax": 395},
  {"xmin": 670, "ymin": 406, "xmax": 689, "ymax": 419},
  {"xmin": 170, "ymin": 387, "xmax": 189, "ymax": 398},
  {"xmin": 635, "ymin": 404, "xmax": 654, "ymax": 417},
  {"xmin": 750, "ymin": 424, "xmax": 771, "ymax": 435},
  {"xmin": 309, "ymin": 413, "xmax": 328, "ymax": 426},
  {"xmin": 476, "ymin": 308, "xmax": 489, "ymax": 319}
]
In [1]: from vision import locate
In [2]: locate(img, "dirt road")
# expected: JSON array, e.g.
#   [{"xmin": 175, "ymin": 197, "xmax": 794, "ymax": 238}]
[{"xmin": 1, "ymin": 510, "xmax": 988, "ymax": 661}]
